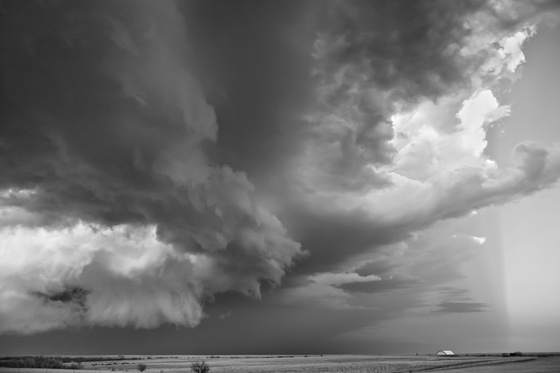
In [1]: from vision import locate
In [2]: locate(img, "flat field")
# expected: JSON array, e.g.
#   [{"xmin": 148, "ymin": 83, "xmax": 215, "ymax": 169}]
[{"xmin": 1, "ymin": 355, "xmax": 559, "ymax": 373}]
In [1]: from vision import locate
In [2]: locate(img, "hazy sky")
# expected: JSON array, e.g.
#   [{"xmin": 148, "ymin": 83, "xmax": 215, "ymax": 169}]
[{"xmin": 1, "ymin": 0, "xmax": 560, "ymax": 355}]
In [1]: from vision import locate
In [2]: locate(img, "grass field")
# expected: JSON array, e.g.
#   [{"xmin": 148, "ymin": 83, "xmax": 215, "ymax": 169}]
[{"xmin": 1, "ymin": 355, "xmax": 559, "ymax": 373}]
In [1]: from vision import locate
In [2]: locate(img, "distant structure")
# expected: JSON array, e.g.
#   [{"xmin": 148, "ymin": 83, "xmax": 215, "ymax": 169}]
[{"xmin": 436, "ymin": 350, "xmax": 455, "ymax": 356}]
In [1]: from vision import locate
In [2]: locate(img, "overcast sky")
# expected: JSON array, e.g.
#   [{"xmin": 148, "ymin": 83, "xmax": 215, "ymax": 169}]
[{"xmin": 1, "ymin": 0, "xmax": 560, "ymax": 355}]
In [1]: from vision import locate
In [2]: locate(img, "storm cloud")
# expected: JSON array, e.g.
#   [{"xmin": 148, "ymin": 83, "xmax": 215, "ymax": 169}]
[
  {"xmin": 0, "ymin": 0, "xmax": 302, "ymax": 333},
  {"xmin": 1, "ymin": 0, "xmax": 560, "ymax": 342}
]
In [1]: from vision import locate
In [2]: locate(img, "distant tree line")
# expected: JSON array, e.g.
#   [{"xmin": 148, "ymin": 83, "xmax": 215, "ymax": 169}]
[
  {"xmin": 0, "ymin": 356, "xmax": 83, "ymax": 369},
  {"xmin": 0, "ymin": 355, "xmax": 163, "ymax": 367}
]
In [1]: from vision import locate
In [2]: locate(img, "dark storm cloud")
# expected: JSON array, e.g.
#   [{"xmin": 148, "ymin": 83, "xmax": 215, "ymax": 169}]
[
  {"xmin": 181, "ymin": 1, "xmax": 497, "ymax": 191},
  {"xmin": 178, "ymin": 0, "xmax": 318, "ymax": 181},
  {"xmin": 315, "ymin": 0, "xmax": 488, "ymax": 100},
  {"xmin": 0, "ymin": 0, "xmax": 301, "ymax": 333},
  {"xmin": 2, "ymin": 0, "xmax": 560, "ymax": 347},
  {"xmin": 1, "ymin": 0, "xmax": 202, "ymax": 223}
]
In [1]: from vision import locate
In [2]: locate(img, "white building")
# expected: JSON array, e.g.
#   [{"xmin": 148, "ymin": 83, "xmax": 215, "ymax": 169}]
[{"xmin": 436, "ymin": 350, "xmax": 455, "ymax": 356}]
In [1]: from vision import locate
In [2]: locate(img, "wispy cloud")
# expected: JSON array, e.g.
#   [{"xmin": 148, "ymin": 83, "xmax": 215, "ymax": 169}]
[{"xmin": 434, "ymin": 302, "xmax": 489, "ymax": 313}]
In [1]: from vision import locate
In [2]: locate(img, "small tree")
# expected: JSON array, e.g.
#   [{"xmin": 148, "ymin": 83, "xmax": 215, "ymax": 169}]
[
  {"xmin": 190, "ymin": 361, "xmax": 210, "ymax": 373},
  {"xmin": 137, "ymin": 363, "xmax": 147, "ymax": 372}
]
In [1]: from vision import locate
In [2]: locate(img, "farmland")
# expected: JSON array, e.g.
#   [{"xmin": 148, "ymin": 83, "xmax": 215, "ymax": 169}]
[{"xmin": 1, "ymin": 354, "xmax": 559, "ymax": 373}]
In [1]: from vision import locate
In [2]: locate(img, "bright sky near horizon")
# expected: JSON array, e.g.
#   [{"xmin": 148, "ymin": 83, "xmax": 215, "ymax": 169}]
[
  {"xmin": 1, "ymin": 0, "xmax": 560, "ymax": 355},
  {"xmin": 498, "ymin": 23, "xmax": 560, "ymax": 351}
]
